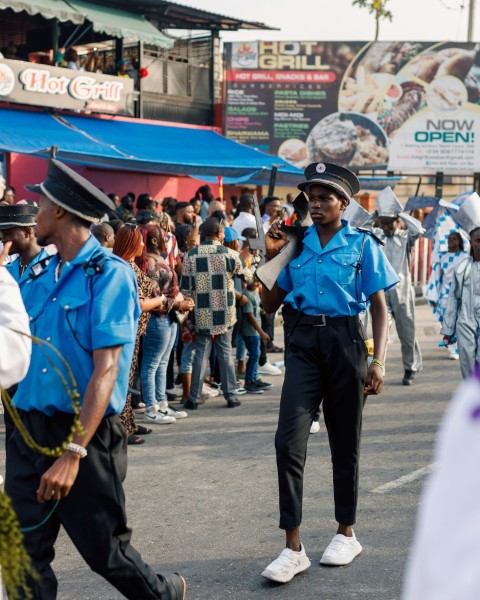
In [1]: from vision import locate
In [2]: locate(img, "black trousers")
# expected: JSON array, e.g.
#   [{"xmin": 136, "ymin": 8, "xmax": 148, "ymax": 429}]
[
  {"xmin": 5, "ymin": 411, "xmax": 177, "ymax": 600},
  {"xmin": 259, "ymin": 311, "xmax": 276, "ymax": 365},
  {"xmin": 275, "ymin": 313, "xmax": 368, "ymax": 530}
]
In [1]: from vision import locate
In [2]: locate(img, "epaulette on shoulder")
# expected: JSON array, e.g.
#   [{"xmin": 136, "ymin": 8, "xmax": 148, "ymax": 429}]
[
  {"xmin": 356, "ymin": 227, "xmax": 385, "ymax": 246},
  {"xmin": 29, "ymin": 255, "xmax": 54, "ymax": 280}
]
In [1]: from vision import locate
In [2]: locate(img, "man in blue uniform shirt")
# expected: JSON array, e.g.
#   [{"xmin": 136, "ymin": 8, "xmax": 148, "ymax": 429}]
[
  {"xmin": 5, "ymin": 160, "xmax": 186, "ymax": 600},
  {"xmin": 0, "ymin": 202, "xmax": 54, "ymax": 443},
  {"xmin": 261, "ymin": 162, "xmax": 399, "ymax": 584},
  {"xmin": 0, "ymin": 202, "xmax": 53, "ymax": 287}
]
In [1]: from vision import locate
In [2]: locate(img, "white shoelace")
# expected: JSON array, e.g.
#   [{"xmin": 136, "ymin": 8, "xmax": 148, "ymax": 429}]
[{"xmin": 271, "ymin": 548, "xmax": 301, "ymax": 569}]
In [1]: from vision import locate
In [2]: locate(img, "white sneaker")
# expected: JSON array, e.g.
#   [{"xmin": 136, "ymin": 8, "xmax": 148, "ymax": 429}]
[
  {"xmin": 261, "ymin": 544, "xmax": 311, "ymax": 583},
  {"xmin": 157, "ymin": 401, "xmax": 188, "ymax": 419},
  {"xmin": 235, "ymin": 387, "xmax": 247, "ymax": 396},
  {"xmin": 202, "ymin": 383, "xmax": 220, "ymax": 397},
  {"xmin": 320, "ymin": 532, "xmax": 362, "ymax": 566},
  {"xmin": 310, "ymin": 420, "xmax": 321, "ymax": 434},
  {"xmin": 258, "ymin": 361, "xmax": 282, "ymax": 376},
  {"xmin": 143, "ymin": 407, "xmax": 176, "ymax": 424}
]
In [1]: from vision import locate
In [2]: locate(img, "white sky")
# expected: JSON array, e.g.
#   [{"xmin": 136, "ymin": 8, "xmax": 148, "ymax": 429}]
[{"xmin": 180, "ymin": 0, "xmax": 478, "ymax": 43}]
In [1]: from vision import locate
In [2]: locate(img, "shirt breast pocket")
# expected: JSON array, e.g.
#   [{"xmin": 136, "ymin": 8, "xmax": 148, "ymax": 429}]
[
  {"xmin": 61, "ymin": 295, "xmax": 91, "ymax": 352},
  {"xmin": 290, "ymin": 253, "xmax": 314, "ymax": 287},
  {"xmin": 332, "ymin": 253, "xmax": 358, "ymax": 286}
]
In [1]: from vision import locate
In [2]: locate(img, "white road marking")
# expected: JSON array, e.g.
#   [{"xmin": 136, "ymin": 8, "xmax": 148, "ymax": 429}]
[{"xmin": 370, "ymin": 463, "xmax": 437, "ymax": 494}]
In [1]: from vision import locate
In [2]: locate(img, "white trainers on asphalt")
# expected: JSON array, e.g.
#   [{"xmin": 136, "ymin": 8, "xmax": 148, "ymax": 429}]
[
  {"xmin": 319, "ymin": 532, "xmax": 362, "ymax": 566},
  {"xmin": 143, "ymin": 407, "xmax": 176, "ymax": 424},
  {"xmin": 261, "ymin": 544, "xmax": 311, "ymax": 583},
  {"xmin": 258, "ymin": 361, "xmax": 282, "ymax": 376},
  {"xmin": 157, "ymin": 402, "xmax": 188, "ymax": 419},
  {"xmin": 310, "ymin": 420, "xmax": 321, "ymax": 434},
  {"xmin": 157, "ymin": 401, "xmax": 188, "ymax": 419},
  {"xmin": 202, "ymin": 383, "xmax": 220, "ymax": 397}
]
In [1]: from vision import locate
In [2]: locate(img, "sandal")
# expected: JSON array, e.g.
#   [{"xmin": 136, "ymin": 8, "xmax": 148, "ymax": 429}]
[
  {"xmin": 135, "ymin": 425, "xmax": 152, "ymax": 435},
  {"xmin": 128, "ymin": 435, "xmax": 145, "ymax": 445},
  {"xmin": 267, "ymin": 344, "xmax": 284, "ymax": 353}
]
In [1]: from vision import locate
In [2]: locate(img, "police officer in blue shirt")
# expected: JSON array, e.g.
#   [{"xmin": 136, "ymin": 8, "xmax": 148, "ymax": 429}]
[
  {"xmin": 0, "ymin": 202, "xmax": 53, "ymax": 286},
  {"xmin": 5, "ymin": 160, "xmax": 186, "ymax": 600},
  {"xmin": 261, "ymin": 162, "xmax": 399, "ymax": 584},
  {"xmin": 0, "ymin": 202, "xmax": 54, "ymax": 443}
]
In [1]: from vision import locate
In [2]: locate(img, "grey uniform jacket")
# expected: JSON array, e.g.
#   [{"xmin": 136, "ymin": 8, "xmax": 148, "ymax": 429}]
[
  {"xmin": 374, "ymin": 213, "xmax": 424, "ymax": 303},
  {"xmin": 441, "ymin": 257, "xmax": 480, "ymax": 378}
]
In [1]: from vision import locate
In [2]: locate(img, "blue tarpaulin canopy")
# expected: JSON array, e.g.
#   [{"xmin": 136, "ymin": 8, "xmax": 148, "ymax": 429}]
[{"xmin": 0, "ymin": 107, "xmax": 302, "ymax": 181}]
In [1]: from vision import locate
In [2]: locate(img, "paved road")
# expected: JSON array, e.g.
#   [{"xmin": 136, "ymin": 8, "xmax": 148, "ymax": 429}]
[{"xmin": 0, "ymin": 302, "xmax": 463, "ymax": 599}]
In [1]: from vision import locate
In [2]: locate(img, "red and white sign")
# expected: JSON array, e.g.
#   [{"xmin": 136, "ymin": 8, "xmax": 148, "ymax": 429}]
[{"xmin": 0, "ymin": 59, "xmax": 134, "ymax": 116}]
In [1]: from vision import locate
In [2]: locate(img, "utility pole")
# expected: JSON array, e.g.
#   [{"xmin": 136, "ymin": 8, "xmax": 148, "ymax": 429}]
[{"xmin": 467, "ymin": 0, "xmax": 475, "ymax": 42}]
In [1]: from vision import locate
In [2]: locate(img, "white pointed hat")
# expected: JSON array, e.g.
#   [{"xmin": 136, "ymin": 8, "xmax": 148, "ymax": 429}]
[
  {"xmin": 454, "ymin": 192, "xmax": 480, "ymax": 234},
  {"xmin": 375, "ymin": 186, "xmax": 403, "ymax": 218},
  {"xmin": 343, "ymin": 198, "xmax": 371, "ymax": 227}
]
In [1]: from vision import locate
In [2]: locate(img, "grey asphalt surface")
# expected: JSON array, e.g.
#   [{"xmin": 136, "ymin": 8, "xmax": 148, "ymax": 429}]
[{"xmin": 0, "ymin": 302, "xmax": 463, "ymax": 599}]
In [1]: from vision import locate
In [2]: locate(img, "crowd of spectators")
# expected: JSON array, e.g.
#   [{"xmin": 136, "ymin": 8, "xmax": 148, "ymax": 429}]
[{"xmin": 84, "ymin": 185, "xmax": 294, "ymax": 444}]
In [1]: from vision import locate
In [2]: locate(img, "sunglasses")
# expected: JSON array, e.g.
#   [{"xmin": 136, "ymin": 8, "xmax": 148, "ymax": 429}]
[{"xmin": 124, "ymin": 223, "xmax": 138, "ymax": 229}]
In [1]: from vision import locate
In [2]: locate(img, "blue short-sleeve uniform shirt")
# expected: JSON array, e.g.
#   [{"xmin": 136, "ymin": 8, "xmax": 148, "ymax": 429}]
[
  {"xmin": 277, "ymin": 221, "xmax": 399, "ymax": 316},
  {"xmin": 14, "ymin": 236, "xmax": 140, "ymax": 416},
  {"xmin": 5, "ymin": 248, "xmax": 51, "ymax": 287}
]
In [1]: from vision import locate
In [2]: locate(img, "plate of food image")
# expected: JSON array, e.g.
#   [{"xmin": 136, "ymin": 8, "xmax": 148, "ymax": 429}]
[
  {"xmin": 306, "ymin": 112, "xmax": 389, "ymax": 168},
  {"xmin": 277, "ymin": 138, "xmax": 309, "ymax": 168},
  {"xmin": 426, "ymin": 75, "xmax": 468, "ymax": 114}
]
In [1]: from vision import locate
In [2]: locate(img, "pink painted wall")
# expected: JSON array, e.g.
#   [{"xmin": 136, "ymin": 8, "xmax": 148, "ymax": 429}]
[{"xmin": 9, "ymin": 153, "xmax": 219, "ymax": 204}]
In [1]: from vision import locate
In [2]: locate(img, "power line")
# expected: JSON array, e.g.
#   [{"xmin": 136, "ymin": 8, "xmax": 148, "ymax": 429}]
[{"xmin": 438, "ymin": 0, "xmax": 465, "ymax": 10}]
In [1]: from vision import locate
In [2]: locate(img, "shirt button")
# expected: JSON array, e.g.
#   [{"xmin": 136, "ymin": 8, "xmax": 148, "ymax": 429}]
[
  {"xmin": 29, "ymin": 316, "xmax": 33, "ymax": 321},
  {"xmin": 42, "ymin": 368, "xmax": 47, "ymax": 374},
  {"xmin": 52, "ymin": 297, "xmax": 57, "ymax": 302},
  {"xmin": 46, "ymin": 337, "xmax": 51, "ymax": 342},
  {"xmin": 318, "ymin": 259, "xmax": 322, "ymax": 263},
  {"xmin": 343, "ymin": 263, "xmax": 347, "ymax": 266},
  {"xmin": 319, "ymin": 291, "xmax": 324, "ymax": 295},
  {"xmin": 64, "ymin": 305, "xmax": 70, "ymax": 310}
]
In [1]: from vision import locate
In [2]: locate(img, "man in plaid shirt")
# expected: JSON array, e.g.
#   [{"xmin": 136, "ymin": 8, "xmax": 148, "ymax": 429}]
[{"xmin": 181, "ymin": 218, "xmax": 250, "ymax": 409}]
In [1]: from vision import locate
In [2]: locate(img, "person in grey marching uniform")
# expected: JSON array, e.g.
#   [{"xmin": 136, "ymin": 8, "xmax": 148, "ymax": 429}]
[
  {"xmin": 260, "ymin": 162, "xmax": 399, "ymax": 584},
  {"xmin": 372, "ymin": 187, "xmax": 424, "ymax": 385},
  {"xmin": 441, "ymin": 192, "xmax": 480, "ymax": 378}
]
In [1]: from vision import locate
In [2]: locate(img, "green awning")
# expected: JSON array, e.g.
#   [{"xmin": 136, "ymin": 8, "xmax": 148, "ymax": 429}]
[
  {"xmin": 0, "ymin": 0, "xmax": 83, "ymax": 23},
  {"xmin": 68, "ymin": 0, "xmax": 174, "ymax": 48}
]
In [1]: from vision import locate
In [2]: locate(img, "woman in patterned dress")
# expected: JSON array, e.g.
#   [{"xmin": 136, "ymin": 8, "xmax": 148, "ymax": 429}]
[
  {"xmin": 138, "ymin": 224, "xmax": 194, "ymax": 425},
  {"xmin": 113, "ymin": 224, "xmax": 165, "ymax": 444}
]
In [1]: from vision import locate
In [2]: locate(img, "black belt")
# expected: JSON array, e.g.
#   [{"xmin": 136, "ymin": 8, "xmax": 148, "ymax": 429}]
[
  {"xmin": 285, "ymin": 305, "xmax": 358, "ymax": 328},
  {"xmin": 295, "ymin": 313, "xmax": 358, "ymax": 327}
]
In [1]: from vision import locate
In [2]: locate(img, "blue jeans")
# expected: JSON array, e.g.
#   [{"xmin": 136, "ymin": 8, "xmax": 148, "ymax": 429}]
[
  {"xmin": 180, "ymin": 341, "xmax": 195, "ymax": 374},
  {"xmin": 141, "ymin": 315, "xmax": 178, "ymax": 407},
  {"xmin": 243, "ymin": 335, "xmax": 260, "ymax": 383},
  {"xmin": 236, "ymin": 333, "xmax": 247, "ymax": 361}
]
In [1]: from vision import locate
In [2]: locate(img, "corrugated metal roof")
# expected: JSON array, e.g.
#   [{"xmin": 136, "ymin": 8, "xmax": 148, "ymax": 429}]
[{"xmin": 88, "ymin": 0, "xmax": 277, "ymax": 31}]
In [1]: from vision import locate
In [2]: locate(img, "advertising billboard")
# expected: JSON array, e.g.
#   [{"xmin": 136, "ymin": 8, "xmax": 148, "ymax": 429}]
[{"xmin": 224, "ymin": 41, "xmax": 480, "ymax": 174}]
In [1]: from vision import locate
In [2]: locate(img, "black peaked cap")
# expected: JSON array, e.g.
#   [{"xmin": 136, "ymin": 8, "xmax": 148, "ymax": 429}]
[
  {"xmin": 0, "ymin": 203, "xmax": 39, "ymax": 229},
  {"xmin": 25, "ymin": 159, "xmax": 115, "ymax": 223},
  {"xmin": 297, "ymin": 162, "xmax": 360, "ymax": 200}
]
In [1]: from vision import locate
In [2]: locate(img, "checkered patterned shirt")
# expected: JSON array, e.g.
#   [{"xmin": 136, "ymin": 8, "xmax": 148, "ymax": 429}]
[{"xmin": 181, "ymin": 241, "xmax": 246, "ymax": 336}]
